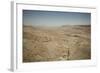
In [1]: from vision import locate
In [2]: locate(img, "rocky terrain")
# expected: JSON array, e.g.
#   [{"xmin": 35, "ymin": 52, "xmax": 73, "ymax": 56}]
[{"xmin": 23, "ymin": 25, "xmax": 91, "ymax": 62}]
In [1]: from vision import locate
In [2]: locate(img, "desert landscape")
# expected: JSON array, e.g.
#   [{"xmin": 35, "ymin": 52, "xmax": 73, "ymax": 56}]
[{"xmin": 23, "ymin": 25, "xmax": 91, "ymax": 62}]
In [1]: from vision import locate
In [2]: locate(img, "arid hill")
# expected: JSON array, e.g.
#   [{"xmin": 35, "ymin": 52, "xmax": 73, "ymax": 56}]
[{"xmin": 23, "ymin": 25, "xmax": 91, "ymax": 62}]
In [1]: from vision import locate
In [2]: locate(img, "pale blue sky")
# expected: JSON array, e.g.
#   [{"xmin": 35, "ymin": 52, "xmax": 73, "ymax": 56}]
[{"xmin": 23, "ymin": 10, "xmax": 91, "ymax": 27}]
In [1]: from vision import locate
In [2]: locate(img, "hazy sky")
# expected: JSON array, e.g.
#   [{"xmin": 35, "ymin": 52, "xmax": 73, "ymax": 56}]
[{"xmin": 23, "ymin": 10, "xmax": 91, "ymax": 27}]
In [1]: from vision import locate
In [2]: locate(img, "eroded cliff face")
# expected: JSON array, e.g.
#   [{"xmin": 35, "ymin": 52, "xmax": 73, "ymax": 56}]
[{"xmin": 23, "ymin": 25, "xmax": 91, "ymax": 62}]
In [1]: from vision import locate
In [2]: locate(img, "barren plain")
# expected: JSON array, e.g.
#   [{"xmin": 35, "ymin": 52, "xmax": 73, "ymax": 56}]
[{"xmin": 23, "ymin": 25, "xmax": 91, "ymax": 62}]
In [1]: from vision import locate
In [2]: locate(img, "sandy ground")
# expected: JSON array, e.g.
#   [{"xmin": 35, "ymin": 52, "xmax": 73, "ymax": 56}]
[{"xmin": 23, "ymin": 25, "xmax": 91, "ymax": 62}]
